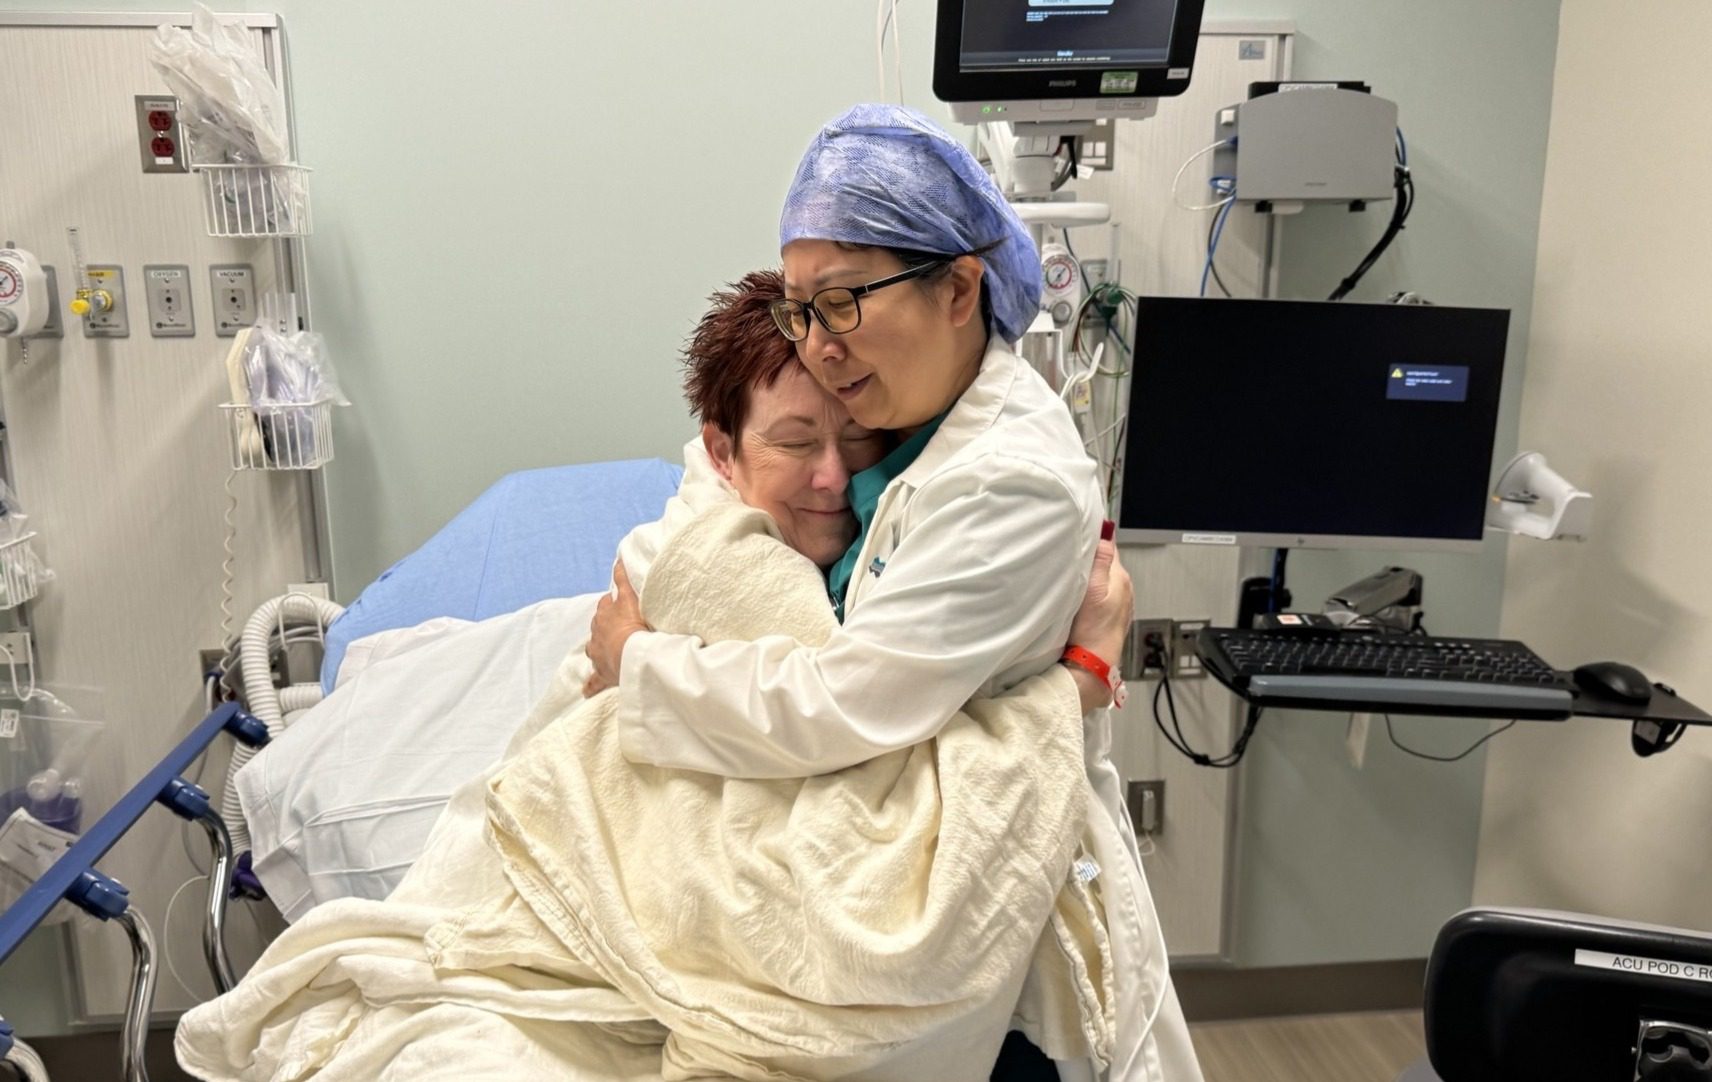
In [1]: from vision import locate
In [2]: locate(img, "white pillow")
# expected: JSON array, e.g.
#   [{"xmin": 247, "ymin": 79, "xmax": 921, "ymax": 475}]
[{"xmin": 235, "ymin": 595, "xmax": 599, "ymax": 921}]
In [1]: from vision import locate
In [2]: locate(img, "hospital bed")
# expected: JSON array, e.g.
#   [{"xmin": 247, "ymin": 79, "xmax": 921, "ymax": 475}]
[
  {"xmin": 319, "ymin": 457, "xmax": 684, "ymax": 692},
  {"xmin": 239, "ymin": 457, "xmax": 683, "ymax": 918},
  {"xmin": 0, "ymin": 457, "xmax": 682, "ymax": 1078}
]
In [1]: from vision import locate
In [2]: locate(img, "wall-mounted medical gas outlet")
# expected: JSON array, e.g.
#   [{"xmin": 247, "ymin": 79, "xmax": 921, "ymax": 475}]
[
  {"xmin": 77, "ymin": 265, "xmax": 129, "ymax": 338},
  {"xmin": 142, "ymin": 264, "xmax": 195, "ymax": 337},
  {"xmin": 209, "ymin": 264, "xmax": 256, "ymax": 337},
  {"xmin": 135, "ymin": 95, "xmax": 189, "ymax": 174},
  {"xmin": 1127, "ymin": 778, "xmax": 1165, "ymax": 836}
]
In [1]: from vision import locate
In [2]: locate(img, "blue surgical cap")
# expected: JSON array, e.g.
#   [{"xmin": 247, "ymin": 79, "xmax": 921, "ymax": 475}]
[{"xmin": 780, "ymin": 104, "xmax": 1041, "ymax": 344}]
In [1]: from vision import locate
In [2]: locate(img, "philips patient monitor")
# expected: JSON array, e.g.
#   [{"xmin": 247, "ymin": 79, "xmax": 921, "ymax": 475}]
[
  {"xmin": 933, "ymin": 0, "xmax": 1206, "ymax": 123},
  {"xmin": 1116, "ymin": 298, "xmax": 1511, "ymax": 553}
]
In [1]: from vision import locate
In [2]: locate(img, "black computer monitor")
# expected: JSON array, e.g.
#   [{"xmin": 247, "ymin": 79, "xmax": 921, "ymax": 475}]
[
  {"xmin": 932, "ymin": 0, "xmax": 1205, "ymax": 120},
  {"xmin": 1115, "ymin": 297, "xmax": 1511, "ymax": 553}
]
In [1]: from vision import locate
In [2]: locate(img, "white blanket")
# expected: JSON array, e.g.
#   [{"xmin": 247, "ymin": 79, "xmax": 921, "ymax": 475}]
[
  {"xmin": 435, "ymin": 503, "xmax": 1103, "ymax": 1079},
  {"xmin": 179, "ymin": 502, "xmax": 1106, "ymax": 1081},
  {"xmin": 236, "ymin": 596, "xmax": 602, "ymax": 922}
]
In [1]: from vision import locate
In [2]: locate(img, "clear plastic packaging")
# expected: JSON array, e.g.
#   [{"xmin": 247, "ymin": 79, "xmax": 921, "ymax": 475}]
[
  {"xmin": 147, "ymin": 4, "xmax": 290, "ymax": 165},
  {"xmin": 0, "ymin": 688, "xmax": 105, "ymax": 926},
  {"xmin": 241, "ymin": 324, "xmax": 347, "ymax": 409},
  {"xmin": 219, "ymin": 321, "xmax": 345, "ymax": 469}
]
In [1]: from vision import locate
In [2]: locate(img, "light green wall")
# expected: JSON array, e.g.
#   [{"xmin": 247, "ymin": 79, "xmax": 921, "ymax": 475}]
[
  {"xmin": 282, "ymin": 0, "xmax": 958, "ymax": 596},
  {"xmin": 0, "ymin": 0, "xmax": 1563, "ymax": 1037}
]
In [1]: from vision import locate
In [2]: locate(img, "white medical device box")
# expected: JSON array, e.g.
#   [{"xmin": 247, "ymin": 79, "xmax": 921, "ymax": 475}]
[{"xmin": 1213, "ymin": 86, "xmax": 1399, "ymax": 208}]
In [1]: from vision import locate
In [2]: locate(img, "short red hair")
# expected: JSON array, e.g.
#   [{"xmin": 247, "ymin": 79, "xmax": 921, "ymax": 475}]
[{"xmin": 682, "ymin": 269, "xmax": 797, "ymax": 436}]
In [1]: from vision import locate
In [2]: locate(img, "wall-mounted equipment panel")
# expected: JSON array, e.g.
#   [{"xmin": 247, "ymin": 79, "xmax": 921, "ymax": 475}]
[
  {"xmin": 79, "ymin": 265, "xmax": 128, "ymax": 338},
  {"xmin": 209, "ymin": 263, "xmax": 255, "ymax": 337},
  {"xmin": 142, "ymin": 264, "xmax": 194, "ymax": 337}
]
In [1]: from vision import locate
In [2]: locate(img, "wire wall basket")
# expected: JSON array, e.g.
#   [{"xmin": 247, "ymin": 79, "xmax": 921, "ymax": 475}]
[
  {"xmin": 219, "ymin": 399, "xmax": 335, "ymax": 471},
  {"xmin": 195, "ymin": 163, "xmax": 313, "ymax": 238},
  {"xmin": 0, "ymin": 533, "xmax": 42, "ymax": 610}
]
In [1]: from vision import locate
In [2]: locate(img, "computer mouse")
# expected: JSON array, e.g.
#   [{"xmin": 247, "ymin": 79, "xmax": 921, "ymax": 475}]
[{"xmin": 1572, "ymin": 661, "xmax": 1654, "ymax": 704}]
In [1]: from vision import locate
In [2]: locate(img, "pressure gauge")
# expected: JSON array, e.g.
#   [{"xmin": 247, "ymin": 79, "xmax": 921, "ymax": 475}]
[
  {"xmin": 1038, "ymin": 242, "xmax": 1085, "ymax": 329},
  {"xmin": 1043, "ymin": 252, "xmax": 1078, "ymax": 292}
]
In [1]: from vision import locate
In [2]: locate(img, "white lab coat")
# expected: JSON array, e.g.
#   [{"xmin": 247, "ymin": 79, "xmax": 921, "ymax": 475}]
[{"xmin": 617, "ymin": 341, "xmax": 1203, "ymax": 1082}]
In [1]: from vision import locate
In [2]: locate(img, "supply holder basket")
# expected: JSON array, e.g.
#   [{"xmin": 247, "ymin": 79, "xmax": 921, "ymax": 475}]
[
  {"xmin": 0, "ymin": 533, "xmax": 42, "ymax": 610},
  {"xmin": 194, "ymin": 163, "xmax": 313, "ymax": 238},
  {"xmin": 218, "ymin": 399, "xmax": 335, "ymax": 471}
]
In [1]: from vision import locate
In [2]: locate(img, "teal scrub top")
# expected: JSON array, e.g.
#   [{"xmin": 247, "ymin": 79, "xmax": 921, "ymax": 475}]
[{"xmin": 826, "ymin": 413, "xmax": 947, "ymax": 622}]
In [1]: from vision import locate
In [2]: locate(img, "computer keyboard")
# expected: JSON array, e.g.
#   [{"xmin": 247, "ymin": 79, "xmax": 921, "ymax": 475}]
[{"xmin": 1197, "ymin": 628, "xmax": 1576, "ymax": 719}]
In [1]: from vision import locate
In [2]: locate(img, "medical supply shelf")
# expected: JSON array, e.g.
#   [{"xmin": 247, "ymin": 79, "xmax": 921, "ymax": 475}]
[
  {"xmin": 0, "ymin": 703, "xmax": 269, "ymax": 1079},
  {"xmin": 195, "ymin": 163, "xmax": 313, "ymax": 238}
]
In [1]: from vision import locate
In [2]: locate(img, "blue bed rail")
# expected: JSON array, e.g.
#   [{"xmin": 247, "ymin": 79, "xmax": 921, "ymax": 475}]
[{"xmin": 0, "ymin": 702, "xmax": 268, "ymax": 1069}]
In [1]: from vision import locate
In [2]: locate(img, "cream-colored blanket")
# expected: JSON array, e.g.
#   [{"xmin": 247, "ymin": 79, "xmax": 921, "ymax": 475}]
[
  {"xmin": 431, "ymin": 503, "xmax": 1100, "ymax": 1078},
  {"xmin": 178, "ymin": 503, "xmax": 1104, "ymax": 1081}
]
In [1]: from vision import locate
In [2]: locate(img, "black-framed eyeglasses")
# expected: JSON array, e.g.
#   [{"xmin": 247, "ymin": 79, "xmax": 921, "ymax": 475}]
[{"xmin": 769, "ymin": 260, "xmax": 952, "ymax": 342}]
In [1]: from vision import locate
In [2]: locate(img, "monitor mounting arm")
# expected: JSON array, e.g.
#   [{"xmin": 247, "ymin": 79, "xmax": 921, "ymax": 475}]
[{"xmin": 1324, "ymin": 565, "xmax": 1424, "ymax": 633}]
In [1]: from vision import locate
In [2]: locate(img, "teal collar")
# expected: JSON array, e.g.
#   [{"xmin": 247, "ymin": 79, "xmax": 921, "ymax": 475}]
[{"xmin": 825, "ymin": 412, "xmax": 948, "ymax": 621}]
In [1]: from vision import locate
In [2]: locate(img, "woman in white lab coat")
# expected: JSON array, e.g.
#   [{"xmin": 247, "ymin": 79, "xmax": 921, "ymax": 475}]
[{"xmin": 587, "ymin": 104, "xmax": 1202, "ymax": 1082}]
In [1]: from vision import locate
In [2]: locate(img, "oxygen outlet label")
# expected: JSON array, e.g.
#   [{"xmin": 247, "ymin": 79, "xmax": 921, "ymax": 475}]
[
  {"xmin": 1575, "ymin": 949, "xmax": 1712, "ymax": 985},
  {"xmin": 1387, "ymin": 364, "xmax": 1469, "ymax": 402}
]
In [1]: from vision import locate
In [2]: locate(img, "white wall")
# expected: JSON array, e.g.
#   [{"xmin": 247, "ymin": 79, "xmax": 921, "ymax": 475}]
[{"xmin": 1475, "ymin": 0, "xmax": 1712, "ymax": 925}]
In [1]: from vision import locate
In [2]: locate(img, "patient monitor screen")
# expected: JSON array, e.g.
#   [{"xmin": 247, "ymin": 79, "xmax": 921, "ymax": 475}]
[
  {"xmin": 959, "ymin": 0, "xmax": 1183, "ymax": 71},
  {"xmin": 1117, "ymin": 298, "xmax": 1511, "ymax": 549}
]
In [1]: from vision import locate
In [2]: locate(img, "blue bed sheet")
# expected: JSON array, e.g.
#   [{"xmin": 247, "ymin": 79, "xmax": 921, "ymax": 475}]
[{"xmin": 321, "ymin": 458, "xmax": 683, "ymax": 692}]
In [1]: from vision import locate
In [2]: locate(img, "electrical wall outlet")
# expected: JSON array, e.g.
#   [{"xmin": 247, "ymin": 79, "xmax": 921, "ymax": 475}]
[
  {"xmin": 286, "ymin": 582, "xmax": 330, "ymax": 600},
  {"xmin": 0, "ymin": 631, "xmax": 32, "ymax": 670},
  {"xmin": 1082, "ymin": 258, "xmax": 1109, "ymax": 289},
  {"xmin": 1127, "ymin": 779, "xmax": 1165, "ymax": 836},
  {"xmin": 1124, "ymin": 618, "xmax": 1174, "ymax": 679},
  {"xmin": 135, "ymin": 95, "xmax": 189, "ymax": 174},
  {"xmin": 1122, "ymin": 618, "xmax": 1211, "ymax": 681},
  {"xmin": 1173, "ymin": 619, "xmax": 1210, "ymax": 680}
]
